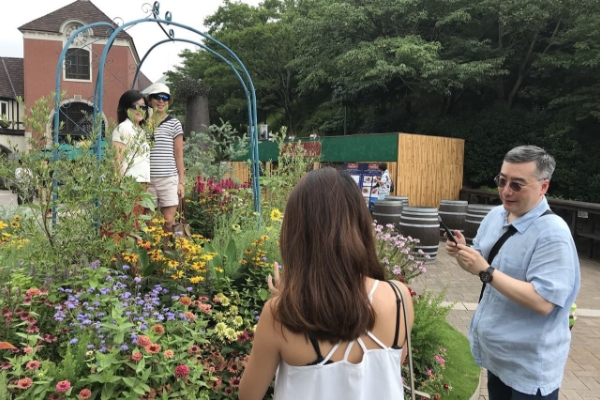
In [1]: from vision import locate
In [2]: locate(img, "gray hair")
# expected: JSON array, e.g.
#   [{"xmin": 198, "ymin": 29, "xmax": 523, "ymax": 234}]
[{"xmin": 504, "ymin": 145, "xmax": 556, "ymax": 180}]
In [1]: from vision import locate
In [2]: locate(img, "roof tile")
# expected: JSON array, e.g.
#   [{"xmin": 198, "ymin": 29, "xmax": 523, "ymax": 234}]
[{"xmin": 18, "ymin": 0, "xmax": 130, "ymax": 40}]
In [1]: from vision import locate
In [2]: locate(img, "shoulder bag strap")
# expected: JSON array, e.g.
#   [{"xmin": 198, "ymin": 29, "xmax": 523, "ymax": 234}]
[
  {"xmin": 388, "ymin": 281, "xmax": 431, "ymax": 400},
  {"xmin": 478, "ymin": 208, "xmax": 554, "ymax": 302}
]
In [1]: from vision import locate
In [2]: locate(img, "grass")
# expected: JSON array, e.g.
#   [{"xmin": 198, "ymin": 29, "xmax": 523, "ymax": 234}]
[{"xmin": 439, "ymin": 321, "xmax": 481, "ymax": 400}]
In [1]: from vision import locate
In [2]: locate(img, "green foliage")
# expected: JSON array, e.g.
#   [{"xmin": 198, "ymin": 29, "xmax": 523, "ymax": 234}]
[
  {"xmin": 411, "ymin": 288, "xmax": 453, "ymax": 380},
  {"xmin": 169, "ymin": 0, "xmax": 600, "ymax": 201},
  {"xmin": 184, "ymin": 120, "xmax": 249, "ymax": 182},
  {"xmin": 437, "ymin": 321, "xmax": 481, "ymax": 400}
]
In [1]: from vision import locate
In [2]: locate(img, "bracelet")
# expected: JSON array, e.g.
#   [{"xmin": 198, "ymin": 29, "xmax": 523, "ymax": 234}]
[{"xmin": 178, "ymin": 182, "xmax": 185, "ymax": 186}]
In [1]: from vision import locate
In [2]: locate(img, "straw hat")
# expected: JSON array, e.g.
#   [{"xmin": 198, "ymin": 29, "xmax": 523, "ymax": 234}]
[{"xmin": 144, "ymin": 83, "xmax": 174, "ymax": 106}]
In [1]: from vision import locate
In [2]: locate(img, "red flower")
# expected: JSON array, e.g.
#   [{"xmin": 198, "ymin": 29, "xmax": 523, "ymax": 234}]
[
  {"xmin": 0, "ymin": 361, "xmax": 12, "ymax": 370},
  {"xmin": 26, "ymin": 360, "xmax": 41, "ymax": 370},
  {"xmin": 78, "ymin": 389, "xmax": 92, "ymax": 399},
  {"xmin": 224, "ymin": 387, "xmax": 234, "ymax": 395},
  {"xmin": 174, "ymin": 364, "xmax": 190, "ymax": 379},
  {"xmin": 26, "ymin": 325, "xmax": 40, "ymax": 333},
  {"xmin": 17, "ymin": 377, "xmax": 33, "ymax": 389},
  {"xmin": 26, "ymin": 288, "xmax": 41, "ymax": 296},
  {"xmin": 42, "ymin": 334, "xmax": 57, "ymax": 343},
  {"xmin": 229, "ymin": 376, "xmax": 241, "ymax": 387},
  {"xmin": 56, "ymin": 380, "xmax": 71, "ymax": 392},
  {"xmin": 188, "ymin": 345, "xmax": 201, "ymax": 354},
  {"xmin": 22, "ymin": 296, "xmax": 32, "ymax": 305},
  {"xmin": 19, "ymin": 311, "xmax": 30, "ymax": 320},
  {"xmin": 1, "ymin": 308, "xmax": 11, "ymax": 317}
]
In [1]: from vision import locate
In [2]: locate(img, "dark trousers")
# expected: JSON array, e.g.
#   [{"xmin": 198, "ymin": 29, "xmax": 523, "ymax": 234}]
[{"xmin": 488, "ymin": 371, "xmax": 559, "ymax": 400}]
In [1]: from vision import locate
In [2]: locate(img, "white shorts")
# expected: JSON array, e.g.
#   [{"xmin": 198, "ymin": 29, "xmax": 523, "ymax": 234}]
[{"xmin": 148, "ymin": 175, "xmax": 179, "ymax": 208}]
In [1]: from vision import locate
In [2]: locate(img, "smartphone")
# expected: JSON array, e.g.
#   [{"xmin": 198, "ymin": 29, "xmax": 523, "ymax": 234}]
[{"xmin": 438, "ymin": 215, "xmax": 458, "ymax": 244}]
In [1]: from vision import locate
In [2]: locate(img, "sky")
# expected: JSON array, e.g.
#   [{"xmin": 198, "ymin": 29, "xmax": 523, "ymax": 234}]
[{"xmin": 1, "ymin": 0, "xmax": 263, "ymax": 82}]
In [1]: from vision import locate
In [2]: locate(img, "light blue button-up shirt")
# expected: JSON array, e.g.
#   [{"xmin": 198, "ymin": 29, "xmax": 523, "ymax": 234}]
[{"xmin": 469, "ymin": 197, "xmax": 580, "ymax": 396}]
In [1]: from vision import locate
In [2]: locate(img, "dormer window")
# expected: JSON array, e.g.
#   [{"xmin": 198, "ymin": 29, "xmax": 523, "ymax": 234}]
[{"xmin": 62, "ymin": 21, "xmax": 92, "ymax": 82}]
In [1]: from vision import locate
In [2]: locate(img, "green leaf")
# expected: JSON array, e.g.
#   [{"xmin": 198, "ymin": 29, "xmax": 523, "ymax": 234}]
[{"xmin": 258, "ymin": 288, "xmax": 268, "ymax": 301}]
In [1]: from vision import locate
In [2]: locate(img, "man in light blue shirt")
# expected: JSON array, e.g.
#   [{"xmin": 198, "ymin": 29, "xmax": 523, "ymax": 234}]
[{"xmin": 445, "ymin": 145, "xmax": 580, "ymax": 400}]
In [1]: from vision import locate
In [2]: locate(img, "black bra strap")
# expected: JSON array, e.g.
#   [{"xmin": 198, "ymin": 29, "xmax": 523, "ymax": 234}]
[
  {"xmin": 308, "ymin": 336, "xmax": 325, "ymax": 362},
  {"xmin": 386, "ymin": 281, "xmax": 402, "ymax": 349}
]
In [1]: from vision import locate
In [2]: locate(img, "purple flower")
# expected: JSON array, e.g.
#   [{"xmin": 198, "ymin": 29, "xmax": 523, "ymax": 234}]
[
  {"xmin": 134, "ymin": 277, "xmax": 142, "ymax": 284},
  {"xmin": 121, "ymin": 344, "xmax": 129, "ymax": 352},
  {"xmin": 70, "ymin": 338, "xmax": 78, "ymax": 344},
  {"xmin": 87, "ymin": 344, "xmax": 94, "ymax": 349},
  {"xmin": 89, "ymin": 260, "xmax": 101, "ymax": 270},
  {"xmin": 122, "ymin": 265, "xmax": 130, "ymax": 270},
  {"xmin": 186, "ymin": 287, "xmax": 193, "ymax": 292}
]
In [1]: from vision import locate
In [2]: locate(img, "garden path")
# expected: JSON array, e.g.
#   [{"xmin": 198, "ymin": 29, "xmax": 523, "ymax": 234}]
[{"xmin": 412, "ymin": 244, "xmax": 600, "ymax": 400}]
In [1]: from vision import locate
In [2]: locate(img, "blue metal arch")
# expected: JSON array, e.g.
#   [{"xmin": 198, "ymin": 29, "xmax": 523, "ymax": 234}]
[{"xmin": 53, "ymin": 7, "xmax": 262, "ymax": 215}]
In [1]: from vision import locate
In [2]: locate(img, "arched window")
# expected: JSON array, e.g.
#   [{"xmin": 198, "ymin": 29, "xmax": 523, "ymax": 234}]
[{"xmin": 58, "ymin": 102, "xmax": 105, "ymax": 142}]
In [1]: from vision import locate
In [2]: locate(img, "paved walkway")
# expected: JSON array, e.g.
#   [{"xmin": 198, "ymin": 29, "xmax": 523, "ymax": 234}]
[{"xmin": 411, "ymin": 245, "xmax": 600, "ymax": 400}]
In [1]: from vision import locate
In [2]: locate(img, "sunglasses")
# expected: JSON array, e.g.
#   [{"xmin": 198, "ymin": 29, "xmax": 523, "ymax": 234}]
[
  {"xmin": 150, "ymin": 94, "xmax": 170, "ymax": 102},
  {"xmin": 494, "ymin": 175, "xmax": 545, "ymax": 192},
  {"xmin": 130, "ymin": 104, "xmax": 149, "ymax": 112}
]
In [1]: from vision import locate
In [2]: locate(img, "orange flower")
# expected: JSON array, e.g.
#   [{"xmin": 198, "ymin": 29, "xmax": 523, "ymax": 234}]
[
  {"xmin": 179, "ymin": 296, "xmax": 192, "ymax": 306},
  {"xmin": 145, "ymin": 343, "xmax": 161, "ymax": 354},
  {"xmin": 183, "ymin": 311, "xmax": 196, "ymax": 321},
  {"xmin": 132, "ymin": 352, "xmax": 143, "ymax": 361},
  {"xmin": 163, "ymin": 350, "xmax": 174, "ymax": 358},
  {"xmin": 136, "ymin": 335, "xmax": 152, "ymax": 347},
  {"xmin": 151, "ymin": 324, "xmax": 165, "ymax": 335},
  {"xmin": 17, "ymin": 377, "xmax": 33, "ymax": 389}
]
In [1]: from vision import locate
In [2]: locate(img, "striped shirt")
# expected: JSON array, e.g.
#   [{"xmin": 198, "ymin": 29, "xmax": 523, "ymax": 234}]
[{"xmin": 149, "ymin": 115, "xmax": 184, "ymax": 178}]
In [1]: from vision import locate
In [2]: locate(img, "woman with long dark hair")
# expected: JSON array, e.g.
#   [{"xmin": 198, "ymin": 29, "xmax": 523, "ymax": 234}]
[
  {"xmin": 239, "ymin": 167, "xmax": 414, "ymax": 400},
  {"xmin": 112, "ymin": 90, "xmax": 150, "ymax": 183}
]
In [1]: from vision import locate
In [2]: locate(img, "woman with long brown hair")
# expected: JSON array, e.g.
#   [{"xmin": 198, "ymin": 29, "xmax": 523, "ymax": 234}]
[{"xmin": 239, "ymin": 167, "xmax": 414, "ymax": 400}]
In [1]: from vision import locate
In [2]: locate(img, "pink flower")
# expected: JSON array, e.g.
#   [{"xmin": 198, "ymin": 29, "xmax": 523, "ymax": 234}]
[
  {"xmin": 17, "ymin": 377, "xmax": 33, "ymax": 389},
  {"xmin": 26, "ymin": 361, "xmax": 41, "ymax": 370},
  {"xmin": 78, "ymin": 389, "xmax": 92, "ymax": 399},
  {"xmin": 56, "ymin": 380, "xmax": 71, "ymax": 392},
  {"xmin": 426, "ymin": 369, "xmax": 432, "ymax": 376},
  {"xmin": 174, "ymin": 364, "xmax": 190, "ymax": 379}
]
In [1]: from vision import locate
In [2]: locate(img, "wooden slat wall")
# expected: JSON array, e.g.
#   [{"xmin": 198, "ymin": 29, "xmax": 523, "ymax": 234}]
[
  {"xmin": 396, "ymin": 134, "xmax": 464, "ymax": 207},
  {"xmin": 223, "ymin": 161, "xmax": 251, "ymax": 184}
]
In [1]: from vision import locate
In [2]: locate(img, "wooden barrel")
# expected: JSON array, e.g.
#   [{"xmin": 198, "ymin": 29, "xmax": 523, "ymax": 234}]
[
  {"xmin": 384, "ymin": 196, "xmax": 409, "ymax": 206},
  {"xmin": 439, "ymin": 200, "xmax": 468, "ymax": 240},
  {"xmin": 465, "ymin": 204, "xmax": 496, "ymax": 245},
  {"xmin": 372, "ymin": 200, "xmax": 403, "ymax": 230},
  {"xmin": 399, "ymin": 207, "xmax": 439, "ymax": 264}
]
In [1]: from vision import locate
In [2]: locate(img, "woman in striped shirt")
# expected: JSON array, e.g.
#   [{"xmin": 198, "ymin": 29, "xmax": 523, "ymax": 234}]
[{"xmin": 144, "ymin": 83, "xmax": 185, "ymax": 233}]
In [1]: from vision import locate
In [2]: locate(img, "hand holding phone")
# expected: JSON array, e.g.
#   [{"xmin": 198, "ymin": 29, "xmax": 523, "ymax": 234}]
[{"xmin": 438, "ymin": 215, "xmax": 458, "ymax": 244}]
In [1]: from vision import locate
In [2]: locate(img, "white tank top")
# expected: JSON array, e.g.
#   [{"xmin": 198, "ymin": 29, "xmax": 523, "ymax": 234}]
[{"xmin": 273, "ymin": 280, "xmax": 404, "ymax": 400}]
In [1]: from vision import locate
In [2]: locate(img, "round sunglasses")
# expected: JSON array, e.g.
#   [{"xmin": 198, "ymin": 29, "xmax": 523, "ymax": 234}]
[{"xmin": 494, "ymin": 175, "xmax": 545, "ymax": 192}]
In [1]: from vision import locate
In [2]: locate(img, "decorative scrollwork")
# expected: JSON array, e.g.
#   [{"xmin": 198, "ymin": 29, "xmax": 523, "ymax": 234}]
[
  {"xmin": 169, "ymin": 29, "xmax": 175, "ymax": 38},
  {"xmin": 152, "ymin": 2, "xmax": 160, "ymax": 18},
  {"xmin": 113, "ymin": 17, "xmax": 124, "ymax": 27},
  {"xmin": 142, "ymin": 2, "xmax": 153, "ymax": 14},
  {"xmin": 165, "ymin": 11, "xmax": 173, "ymax": 22}
]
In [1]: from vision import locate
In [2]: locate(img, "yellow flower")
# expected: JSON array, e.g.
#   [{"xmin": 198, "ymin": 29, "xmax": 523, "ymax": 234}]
[
  {"xmin": 244, "ymin": 249, "xmax": 253, "ymax": 254},
  {"xmin": 10, "ymin": 221, "xmax": 19, "ymax": 228},
  {"xmin": 0, "ymin": 221, "xmax": 7, "ymax": 229},
  {"xmin": 214, "ymin": 267, "xmax": 224, "ymax": 273},
  {"xmin": 270, "ymin": 209, "xmax": 282, "ymax": 221},
  {"xmin": 229, "ymin": 306, "xmax": 239, "ymax": 315},
  {"xmin": 215, "ymin": 322, "xmax": 227, "ymax": 334},
  {"xmin": 170, "ymin": 270, "xmax": 184, "ymax": 279},
  {"xmin": 224, "ymin": 328, "xmax": 237, "ymax": 341},
  {"xmin": 220, "ymin": 297, "xmax": 230, "ymax": 306},
  {"xmin": 190, "ymin": 276, "xmax": 204, "ymax": 284},
  {"xmin": 232, "ymin": 224, "xmax": 241, "ymax": 232},
  {"xmin": 168, "ymin": 260, "xmax": 179, "ymax": 268},
  {"xmin": 233, "ymin": 316, "xmax": 243, "ymax": 327},
  {"xmin": 261, "ymin": 235, "xmax": 269, "ymax": 241},
  {"xmin": 13, "ymin": 215, "xmax": 20, "ymax": 221},
  {"xmin": 191, "ymin": 261, "xmax": 206, "ymax": 271}
]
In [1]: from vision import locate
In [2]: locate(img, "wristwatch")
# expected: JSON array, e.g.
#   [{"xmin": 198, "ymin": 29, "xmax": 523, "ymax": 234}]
[{"xmin": 479, "ymin": 266, "xmax": 495, "ymax": 283}]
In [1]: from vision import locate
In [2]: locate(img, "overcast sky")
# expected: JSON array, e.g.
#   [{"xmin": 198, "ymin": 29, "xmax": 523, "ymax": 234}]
[{"xmin": 1, "ymin": 0, "xmax": 263, "ymax": 82}]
